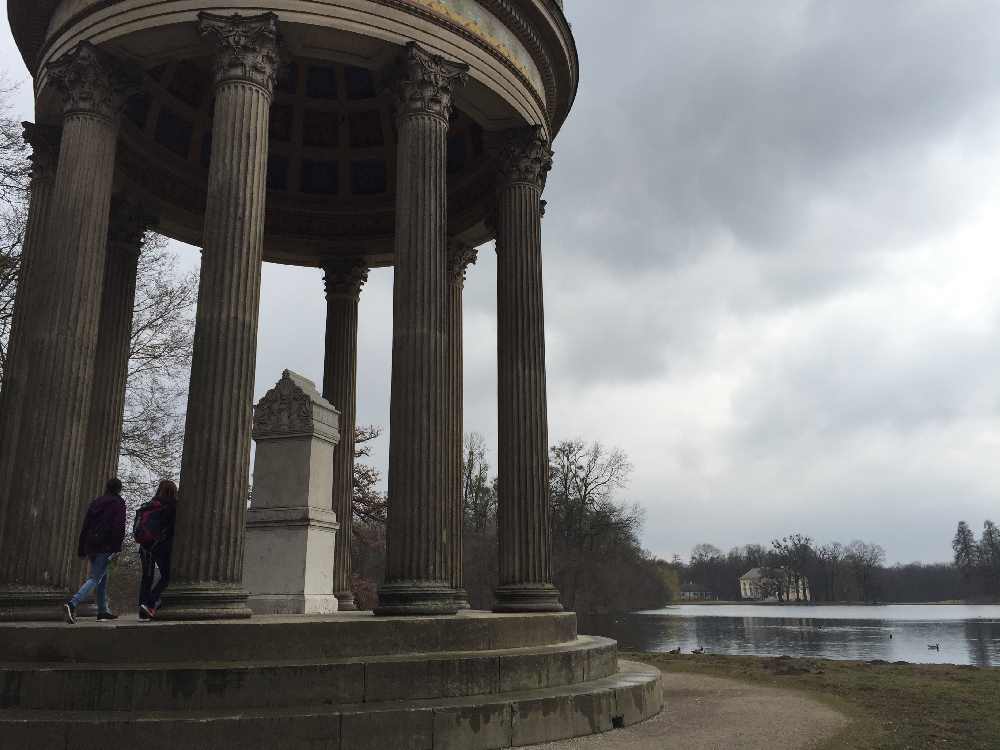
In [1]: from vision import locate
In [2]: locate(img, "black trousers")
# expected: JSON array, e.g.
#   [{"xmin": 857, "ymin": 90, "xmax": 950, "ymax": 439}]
[{"xmin": 139, "ymin": 541, "xmax": 172, "ymax": 609}]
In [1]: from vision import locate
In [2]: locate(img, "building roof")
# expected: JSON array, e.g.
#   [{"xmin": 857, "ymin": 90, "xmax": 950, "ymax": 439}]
[{"xmin": 740, "ymin": 567, "xmax": 765, "ymax": 580}]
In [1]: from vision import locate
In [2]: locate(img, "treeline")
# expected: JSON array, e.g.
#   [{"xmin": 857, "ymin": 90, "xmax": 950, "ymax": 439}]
[
  {"xmin": 352, "ymin": 435, "xmax": 671, "ymax": 614},
  {"xmin": 681, "ymin": 536, "xmax": 887, "ymax": 602},
  {"xmin": 679, "ymin": 534, "xmax": 982, "ymax": 603},
  {"xmin": 952, "ymin": 520, "xmax": 1000, "ymax": 599}
]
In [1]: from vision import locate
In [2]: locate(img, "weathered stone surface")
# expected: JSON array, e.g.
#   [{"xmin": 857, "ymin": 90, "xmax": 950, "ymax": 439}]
[
  {"xmin": 166, "ymin": 13, "xmax": 282, "ymax": 620},
  {"xmin": 433, "ymin": 703, "xmax": 512, "ymax": 750},
  {"xmin": 494, "ymin": 126, "xmax": 562, "ymax": 614},
  {"xmin": 322, "ymin": 260, "xmax": 368, "ymax": 612},
  {"xmin": 377, "ymin": 43, "xmax": 468, "ymax": 616},
  {"xmin": 341, "ymin": 706, "xmax": 433, "ymax": 750},
  {"xmin": 245, "ymin": 370, "xmax": 340, "ymax": 615},
  {"xmin": 0, "ymin": 123, "xmax": 59, "ymax": 542},
  {"xmin": 0, "ymin": 645, "xmax": 662, "ymax": 749},
  {"xmin": 364, "ymin": 652, "xmax": 499, "ymax": 702},
  {"xmin": 447, "ymin": 242, "xmax": 477, "ymax": 610},
  {"xmin": 81, "ymin": 196, "xmax": 149, "ymax": 500},
  {"xmin": 0, "ymin": 612, "xmax": 579, "ymax": 664},
  {"xmin": 0, "ymin": 43, "xmax": 132, "ymax": 619}
]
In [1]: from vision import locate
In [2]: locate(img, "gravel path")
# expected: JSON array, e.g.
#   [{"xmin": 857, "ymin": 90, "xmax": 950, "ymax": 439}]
[{"xmin": 523, "ymin": 672, "xmax": 850, "ymax": 750}]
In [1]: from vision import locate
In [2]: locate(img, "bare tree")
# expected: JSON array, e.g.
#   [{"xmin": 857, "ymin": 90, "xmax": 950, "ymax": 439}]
[
  {"xmin": 978, "ymin": 521, "xmax": 1000, "ymax": 596},
  {"xmin": 352, "ymin": 424, "xmax": 387, "ymax": 527},
  {"xmin": 463, "ymin": 432, "xmax": 496, "ymax": 532},
  {"xmin": 350, "ymin": 424, "xmax": 387, "ymax": 609},
  {"xmin": 117, "ymin": 235, "xmax": 197, "ymax": 499},
  {"xmin": 846, "ymin": 540, "xmax": 886, "ymax": 602},
  {"xmin": 548, "ymin": 440, "xmax": 648, "ymax": 611},
  {"xmin": 0, "ymin": 82, "xmax": 31, "ymax": 378}
]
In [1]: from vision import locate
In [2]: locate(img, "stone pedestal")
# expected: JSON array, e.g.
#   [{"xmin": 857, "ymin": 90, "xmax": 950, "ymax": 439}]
[
  {"xmin": 376, "ymin": 43, "xmax": 468, "ymax": 616},
  {"xmin": 245, "ymin": 370, "xmax": 341, "ymax": 615}
]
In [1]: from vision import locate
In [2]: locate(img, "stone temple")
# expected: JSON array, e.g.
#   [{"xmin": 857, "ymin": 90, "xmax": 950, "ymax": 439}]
[{"xmin": 0, "ymin": 1, "xmax": 662, "ymax": 746}]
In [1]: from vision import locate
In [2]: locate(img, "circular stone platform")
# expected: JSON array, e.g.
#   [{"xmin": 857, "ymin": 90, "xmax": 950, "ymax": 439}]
[{"xmin": 0, "ymin": 611, "xmax": 662, "ymax": 749}]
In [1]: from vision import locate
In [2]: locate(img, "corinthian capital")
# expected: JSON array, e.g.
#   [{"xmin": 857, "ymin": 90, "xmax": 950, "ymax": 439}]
[
  {"xmin": 323, "ymin": 259, "xmax": 370, "ymax": 300},
  {"xmin": 22, "ymin": 122, "xmax": 62, "ymax": 182},
  {"xmin": 498, "ymin": 126, "xmax": 553, "ymax": 192},
  {"xmin": 198, "ymin": 12, "xmax": 283, "ymax": 94},
  {"xmin": 46, "ymin": 42, "xmax": 139, "ymax": 121},
  {"xmin": 392, "ymin": 43, "xmax": 469, "ymax": 125},
  {"xmin": 448, "ymin": 242, "xmax": 478, "ymax": 286}
]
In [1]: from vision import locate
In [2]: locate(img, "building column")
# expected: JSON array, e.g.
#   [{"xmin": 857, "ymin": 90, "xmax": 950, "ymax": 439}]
[
  {"xmin": 447, "ymin": 242, "xmax": 477, "ymax": 610},
  {"xmin": 0, "ymin": 43, "xmax": 136, "ymax": 620},
  {"xmin": 163, "ymin": 12, "xmax": 281, "ymax": 620},
  {"xmin": 494, "ymin": 126, "xmax": 562, "ymax": 613},
  {"xmin": 322, "ymin": 259, "xmax": 369, "ymax": 612},
  {"xmin": 0, "ymin": 123, "xmax": 61, "ymax": 548},
  {"xmin": 81, "ymin": 197, "xmax": 151, "ymax": 500},
  {"xmin": 375, "ymin": 43, "xmax": 468, "ymax": 616}
]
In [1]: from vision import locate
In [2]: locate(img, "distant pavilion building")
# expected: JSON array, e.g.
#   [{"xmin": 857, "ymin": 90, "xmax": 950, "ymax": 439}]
[
  {"xmin": 740, "ymin": 568, "xmax": 811, "ymax": 602},
  {"xmin": 679, "ymin": 582, "xmax": 717, "ymax": 601}
]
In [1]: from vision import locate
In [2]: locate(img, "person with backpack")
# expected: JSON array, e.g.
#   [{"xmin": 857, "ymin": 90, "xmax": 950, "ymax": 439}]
[
  {"xmin": 63, "ymin": 477, "xmax": 127, "ymax": 624},
  {"xmin": 135, "ymin": 479, "xmax": 177, "ymax": 620}
]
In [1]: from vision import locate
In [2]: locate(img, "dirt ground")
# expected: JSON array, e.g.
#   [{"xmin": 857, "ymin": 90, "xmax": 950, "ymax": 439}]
[{"xmin": 523, "ymin": 672, "xmax": 850, "ymax": 750}]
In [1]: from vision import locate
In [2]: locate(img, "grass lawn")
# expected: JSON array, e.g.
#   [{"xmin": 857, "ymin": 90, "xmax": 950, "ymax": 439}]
[{"xmin": 628, "ymin": 652, "xmax": 1000, "ymax": 749}]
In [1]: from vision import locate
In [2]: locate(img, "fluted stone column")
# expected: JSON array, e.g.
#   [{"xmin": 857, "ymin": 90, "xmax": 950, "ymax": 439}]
[
  {"xmin": 494, "ymin": 126, "xmax": 563, "ymax": 613},
  {"xmin": 0, "ymin": 43, "xmax": 136, "ymax": 620},
  {"xmin": 447, "ymin": 242, "xmax": 477, "ymax": 610},
  {"xmin": 0, "ymin": 123, "xmax": 60, "ymax": 548},
  {"xmin": 375, "ymin": 43, "xmax": 468, "ymax": 616},
  {"xmin": 81, "ymin": 197, "xmax": 150, "ymax": 500},
  {"xmin": 164, "ymin": 12, "xmax": 281, "ymax": 620},
  {"xmin": 322, "ymin": 259, "xmax": 368, "ymax": 612}
]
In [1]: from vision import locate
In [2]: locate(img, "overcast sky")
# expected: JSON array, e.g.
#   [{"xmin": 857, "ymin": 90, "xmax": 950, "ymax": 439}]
[{"xmin": 6, "ymin": 1, "xmax": 1000, "ymax": 564}]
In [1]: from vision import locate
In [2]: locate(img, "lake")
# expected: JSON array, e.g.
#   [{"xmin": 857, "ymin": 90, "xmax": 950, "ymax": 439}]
[{"xmin": 577, "ymin": 604, "xmax": 1000, "ymax": 666}]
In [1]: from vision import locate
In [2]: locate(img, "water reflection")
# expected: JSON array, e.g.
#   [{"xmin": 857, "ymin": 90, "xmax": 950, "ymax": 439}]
[{"xmin": 577, "ymin": 604, "xmax": 1000, "ymax": 666}]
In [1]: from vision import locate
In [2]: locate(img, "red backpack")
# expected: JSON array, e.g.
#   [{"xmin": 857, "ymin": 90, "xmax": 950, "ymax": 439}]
[{"xmin": 133, "ymin": 499, "xmax": 165, "ymax": 548}]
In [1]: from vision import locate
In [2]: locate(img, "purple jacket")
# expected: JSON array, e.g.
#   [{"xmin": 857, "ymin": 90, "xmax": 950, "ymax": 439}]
[{"xmin": 77, "ymin": 493, "xmax": 127, "ymax": 557}]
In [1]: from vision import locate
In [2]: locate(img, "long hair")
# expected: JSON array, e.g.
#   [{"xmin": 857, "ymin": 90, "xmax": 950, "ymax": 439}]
[{"xmin": 156, "ymin": 479, "xmax": 178, "ymax": 501}]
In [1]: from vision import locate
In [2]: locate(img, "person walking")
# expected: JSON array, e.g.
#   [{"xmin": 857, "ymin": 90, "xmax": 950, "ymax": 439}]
[
  {"xmin": 64, "ymin": 478, "xmax": 127, "ymax": 624},
  {"xmin": 135, "ymin": 479, "xmax": 177, "ymax": 620}
]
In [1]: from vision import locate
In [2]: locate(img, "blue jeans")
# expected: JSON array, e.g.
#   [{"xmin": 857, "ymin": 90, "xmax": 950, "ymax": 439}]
[{"xmin": 69, "ymin": 553, "xmax": 112, "ymax": 613}]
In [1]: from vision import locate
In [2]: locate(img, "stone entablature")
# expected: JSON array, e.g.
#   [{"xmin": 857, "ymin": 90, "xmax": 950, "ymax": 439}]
[{"xmin": 253, "ymin": 369, "xmax": 340, "ymax": 445}]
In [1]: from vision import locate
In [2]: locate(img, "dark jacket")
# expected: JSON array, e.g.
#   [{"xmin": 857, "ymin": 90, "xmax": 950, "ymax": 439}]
[
  {"xmin": 155, "ymin": 495, "xmax": 177, "ymax": 544},
  {"xmin": 77, "ymin": 493, "xmax": 127, "ymax": 557}
]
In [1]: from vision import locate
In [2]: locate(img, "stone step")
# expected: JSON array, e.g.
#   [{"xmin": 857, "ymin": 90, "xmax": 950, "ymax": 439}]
[
  {"xmin": 0, "ymin": 610, "xmax": 577, "ymax": 664},
  {"xmin": 0, "ymin": 636, "xmax": 618, "ymax": 711},
  {"xmin": 0, "ymin": 660, "xmax": 663, "ymax": 750}
]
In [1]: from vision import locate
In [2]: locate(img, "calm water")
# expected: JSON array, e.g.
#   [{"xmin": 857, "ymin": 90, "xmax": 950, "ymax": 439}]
[{"xmin": 577, "ymin": 604, "xmax": 1000, "ymax": 666}]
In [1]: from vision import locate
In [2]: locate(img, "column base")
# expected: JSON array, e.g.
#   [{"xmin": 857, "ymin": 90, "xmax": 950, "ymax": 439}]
[
  {"xmin": 374, "ymin": 580, "xmax": 460, "ymax": 616},
  {"xmin": 452, "ymin": 588, "xmax": 471, "ymax": 610},
  {"xmin": 157, "ymin": 582, "xmax": 252, "ymax": 621},
  {"xmin": 493, "ymin": 583, "xmax": 564, "ymax": 613},
  {"xmin": 335, "ymin": 590, "xmax": 358, "ymax": 611},
  {"xmin": 0, "ymin": 587, "xmax": 70, "ymax": 622},
  {"xmin": 248, "ymin": 593, "xmax": 338, "ymax": 615}
]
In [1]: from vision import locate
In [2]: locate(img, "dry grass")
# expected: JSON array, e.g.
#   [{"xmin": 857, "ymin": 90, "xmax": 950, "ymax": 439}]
[{"xmin": 629, "ymin": 652, "xmax": 1000, "ymax": 749}]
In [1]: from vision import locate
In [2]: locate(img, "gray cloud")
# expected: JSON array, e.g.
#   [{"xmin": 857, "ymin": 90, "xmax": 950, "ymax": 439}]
[{"xmin": 6, "ymin": 2, "xmax": 1000, "ymax": 563}]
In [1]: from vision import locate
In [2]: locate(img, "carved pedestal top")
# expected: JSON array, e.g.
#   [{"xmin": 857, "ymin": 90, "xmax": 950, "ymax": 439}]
[{"xmin": 253, "ymin": 369, "xmax": 340, "ymax": 444}]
